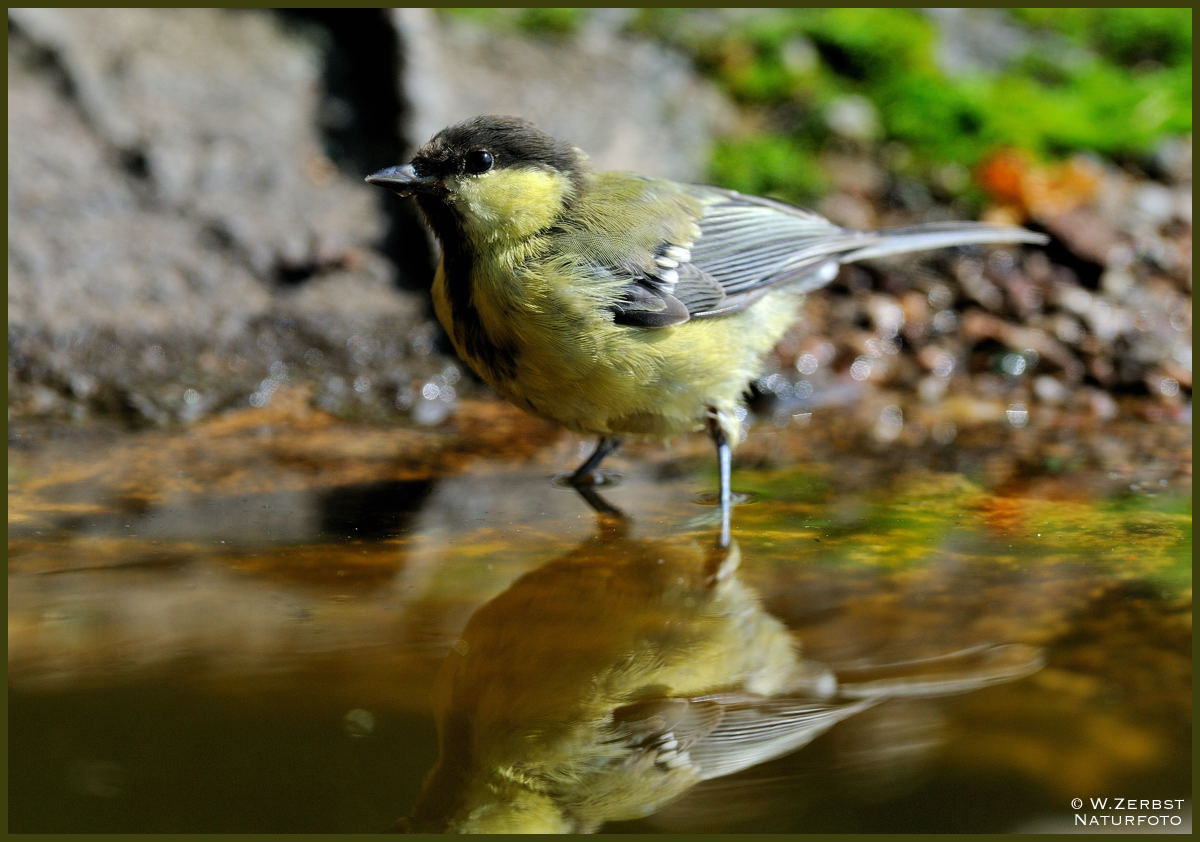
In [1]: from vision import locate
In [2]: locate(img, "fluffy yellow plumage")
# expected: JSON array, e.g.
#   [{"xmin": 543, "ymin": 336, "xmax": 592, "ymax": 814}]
[
  {"xmin": 368, "ymin": 115, "xmax": 1045, "ymax": 540},
  {"xmin": 400, "ymin": 530, "xmax": 1043, "ymax": 832},
  {"xmin": 423, "ymin": 166, "xmax": 794, "ymax": 444}
]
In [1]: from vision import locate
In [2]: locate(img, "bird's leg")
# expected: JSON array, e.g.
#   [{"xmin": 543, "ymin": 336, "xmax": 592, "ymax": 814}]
[
  {"xmin": 569, "ymin": 436, "xmax": 623, "ymax": 487},
  {"xmin": 704, "ymin": 537, "xmax": 741, "ymax": 587},
  {"xmin": 706, "ymin": 411, "xmax": 733, "ymax": 548},
  {"xmin": 587, "ymin": 501, "xmax": 633, "ymax": 542},
  {"xmin": 572, "ymin": 483, "xmax": 627, "ymax": 521},
  {"xmin": 568, "ymin": 436, "xmax": 627, "ymax": 523}
]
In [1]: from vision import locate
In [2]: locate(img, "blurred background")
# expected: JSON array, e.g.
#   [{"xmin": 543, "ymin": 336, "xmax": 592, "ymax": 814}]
[
  {"xmin": 8, "ymin": 7, "xmax": 1192, "ymax": 431},
  {"xmin": 7, "ymin": 8, "xmax": 1192, "ymax": 834}
]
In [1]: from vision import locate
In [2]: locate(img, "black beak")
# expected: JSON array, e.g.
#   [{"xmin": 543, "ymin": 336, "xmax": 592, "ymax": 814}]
[{"xmin": 365, "ymin": 164, "xmax": 440, "ymax": 196}]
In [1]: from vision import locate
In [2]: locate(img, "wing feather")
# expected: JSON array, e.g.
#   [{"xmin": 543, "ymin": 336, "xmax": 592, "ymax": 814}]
[
  {"xmin": 566, "ymin": 177, "xmax": 1045, "ymax": 327},
  {"xmin": 685, "ymin": 695, "xmax": 879, "ymax": 781},
  {"xmin": 603, "ymin": 693, "xmax": 877, "ymax": 781}
]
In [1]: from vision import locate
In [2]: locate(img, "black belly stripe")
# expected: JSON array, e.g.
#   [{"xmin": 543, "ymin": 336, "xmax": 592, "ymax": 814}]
[{"xmin": 418, "ymin": 198, "xmax": 518, "ymax": 382}]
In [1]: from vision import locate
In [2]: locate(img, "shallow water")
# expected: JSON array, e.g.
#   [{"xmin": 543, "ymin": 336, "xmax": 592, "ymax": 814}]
[{"xmin": 8, "ymin": 396, "xmax": 1192, "ymax": 833}]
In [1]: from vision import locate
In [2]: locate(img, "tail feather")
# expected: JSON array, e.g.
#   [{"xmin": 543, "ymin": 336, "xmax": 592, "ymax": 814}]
[
  {"xmin": 840, "ymin": 222, "xmax": 1048, "ymax": 264},
  {"xmin": 834, "ymin": 643, "xmax": 1045, "ymax": 700}
]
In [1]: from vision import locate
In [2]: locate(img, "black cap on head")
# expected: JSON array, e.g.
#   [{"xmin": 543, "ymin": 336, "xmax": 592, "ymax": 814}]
[{"xmin": 412, "ymin": 115, "xmax": 584, "ymax": 180}]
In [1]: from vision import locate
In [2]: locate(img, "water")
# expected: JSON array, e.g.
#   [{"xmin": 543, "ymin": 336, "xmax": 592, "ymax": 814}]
[{"xmin": 7, "ymin": 399, "xmax": 1192, "ymax": 832}]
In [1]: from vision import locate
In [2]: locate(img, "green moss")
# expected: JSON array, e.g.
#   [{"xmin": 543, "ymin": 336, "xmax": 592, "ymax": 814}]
[
  {"xmin": 439, "ymin": 8, "xmax": 502, "ymax": 26},
  {"xmin": 440, "ymin": 7, "xmax": 582, "ymax": 37},
  {"xmin": 514, "ymin": 7, "xmax": 583, "ymax": 36},
  {"xmin": 733, "ymin": 462, "xmax": 1192, "ymax": 594},
  {"xmin": 1011, "ymin": 8, "xmax": 1192, "ymax": 68},
  {"xmin": 709, "ymin": 134, "xmax": 829, "ymax": 203},
  {"xmin": 440, "ymin": 9, "xmax": 1191, "ymax": 197},
  {"xmin": 802, "ymin": 8, "xmax": 938, "ymax": 82},
  {"xmin": 634, "ymin": 8, "xmax": 1191, "ymax": 198}
]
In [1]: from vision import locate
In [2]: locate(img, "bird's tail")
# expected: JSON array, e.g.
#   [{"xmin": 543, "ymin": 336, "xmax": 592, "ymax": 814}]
[
  {"xmin": 840, "ymin": 222, "xmax": 1048, "ymax": 264},
  {"xmin": 833, "ymin": 643, "xmax": 1045, "ymax": 700}
]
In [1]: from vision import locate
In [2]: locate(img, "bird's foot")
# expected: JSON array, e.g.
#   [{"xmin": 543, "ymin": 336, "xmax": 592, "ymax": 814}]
[
  {"xmin": 556, "ymin": 468, "xmax": 623, "ymax": 489},
  {"xmin": 692, "ymin": 489, "xmax": 756, "ymax": 507}
]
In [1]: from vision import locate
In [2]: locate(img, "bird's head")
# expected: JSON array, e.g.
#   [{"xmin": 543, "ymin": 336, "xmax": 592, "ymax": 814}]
[
  {"xmin": 400, "ymin": 777, "xmax": 579, "ymax": 834},
  {"xmin": 367, "ymin": 115, "xmax": 586, "ymax": 246}
]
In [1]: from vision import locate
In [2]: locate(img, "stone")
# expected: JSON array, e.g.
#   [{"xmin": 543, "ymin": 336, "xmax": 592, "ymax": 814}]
[
  {"xmin": 391, "ymin": 9, "xmax": 734, "ymax": 182},
  {"xmin": 8, "ymin": 9, "xmax": 438, "ymax": 425}
]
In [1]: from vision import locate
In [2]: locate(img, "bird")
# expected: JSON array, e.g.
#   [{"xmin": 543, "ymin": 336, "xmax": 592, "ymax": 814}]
[
  {"xmin": 367, "ymin": 116, "xmax": 1046, "ymax": 543},
  {"xmin": 399, "ymin": 528, "xmax": 1044, "ymax": 833}
]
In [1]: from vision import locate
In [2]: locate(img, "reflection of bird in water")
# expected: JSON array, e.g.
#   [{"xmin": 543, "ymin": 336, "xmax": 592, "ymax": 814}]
[{"xmin": 402, "ymin": 529, "xmax": 1042, "ymax": 833}]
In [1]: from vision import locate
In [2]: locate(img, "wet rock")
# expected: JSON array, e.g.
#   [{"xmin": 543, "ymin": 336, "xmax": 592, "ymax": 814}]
[
  {"xmin": 768, "ymin": 135, "xmax": 1191, "ymax": 425},
  {"xmin": 7, "ymin": 8, "xmax": 739, "ymax": 427},
  {"xmin": 926, "ymin": 8, "xmax": 1045, "ymax": 75},
  {"xmin": 391, "ymin": 8, "xmax": 734, "ymax": 181},
  {"xmin": 1042, "ymin": 208, "xmax": 1126, "ymax": 269},
  {"xmin": 6, "ymin": 8, "xmax": 1189, "ymax": 433},
  {"xmin": 824, "ymin": 95, "xmax": 880, "ymax": 143},
  {"xmin": 7, "ymin": 9, "xmax": 442, "ymax": 426}
]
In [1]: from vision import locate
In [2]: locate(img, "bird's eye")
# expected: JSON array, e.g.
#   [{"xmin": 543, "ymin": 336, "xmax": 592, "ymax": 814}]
[{"xmin": 464, "ymin": 149, "xmax": 494, "ymax": 175}]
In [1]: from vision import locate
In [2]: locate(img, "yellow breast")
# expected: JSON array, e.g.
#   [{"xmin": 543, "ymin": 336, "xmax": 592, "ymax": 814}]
[{"xmin": 433, "ymin": 258, "xmax": 802, "ymax": 441}]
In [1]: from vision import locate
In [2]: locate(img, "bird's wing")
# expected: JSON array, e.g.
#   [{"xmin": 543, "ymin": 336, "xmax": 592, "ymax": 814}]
[
  {"xmin": 567, "ymin": 177, "xmax": 1046, "ymax": 327},
  {"xmin": 567, "ymin": 181, "xmax": 861, "ymax": 326},
  {"xmin": 677, "ymin": 188, "xmax": 864, "ymax": 318},
  {"xmin": 603, "ymin": 694, "xmax": 878, "ymax": 781},
  {"xmin": 683, "ymin": 694, "xmax": 880, "ymax": 781},
  {"xmin": 606, "ymin": 697, "xmax": 724, "ymax": 756},
  {"xmin": 551, "ymin": 173, "xmax": 710, "ymax": 329},
  {"xmin": 679, "ymin": 186, "xmax": 1048, "ymax": 319}
]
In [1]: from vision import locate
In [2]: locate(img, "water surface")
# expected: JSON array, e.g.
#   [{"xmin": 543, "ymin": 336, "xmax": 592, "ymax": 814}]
[{"xmin": 8, "ymin": 397, "xmax": 1191, "ymax": 832}]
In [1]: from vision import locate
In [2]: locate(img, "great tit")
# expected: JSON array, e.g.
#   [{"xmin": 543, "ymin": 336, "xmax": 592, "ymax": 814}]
[
  {"xmin": 400, "ymin": 530, "xmax": 1044, "ymax": 833},
  {"xmin": 367, "ymin": 116, "xmax": 1046, "ymax": 542}
]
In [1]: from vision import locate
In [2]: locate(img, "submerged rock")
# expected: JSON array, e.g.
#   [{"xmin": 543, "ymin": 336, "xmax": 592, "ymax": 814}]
[{"xmin": 7, "ymin": 8, "xmax": 443, "ymax": 426}]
